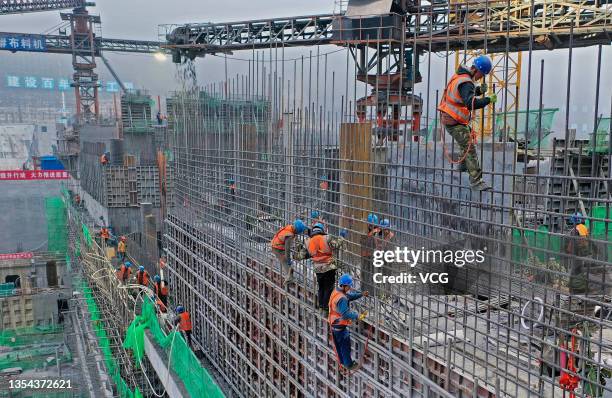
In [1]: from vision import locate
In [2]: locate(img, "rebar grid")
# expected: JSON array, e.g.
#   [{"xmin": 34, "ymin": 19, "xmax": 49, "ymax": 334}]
[{"xmin": 162, "ymin": 3, "xmax": 611, "ymax": 397}]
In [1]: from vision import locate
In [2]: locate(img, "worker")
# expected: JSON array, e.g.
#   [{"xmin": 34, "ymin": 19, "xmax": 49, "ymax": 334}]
[
  {"xmin": 117, "ymin": 236, "xmax": 127, "ymax": 261},
  {"xmin": 117, "ymin": 261, "xmax": 132, "ymax": 284},
  {"xmin": 309, "ymin": 210, "xmax": 326, "ymax": 234},
  {"xmin": 154, "ymin": 275, "xmax": 169, "ymax": 312},
  {"xmin": 360, "ymin": 213, "xmax": 381, "ymax": 294},
  {"xmin": 74, "ymin": 194, "xmax": 81, "ymax": 207},
  {"xmin": 100, "ymin": 152, "xmax": 110, "ymax": 165},
  {"xmin": 158, "ymin": 256, "xmax": 167, "ymax": 269},
  {"xmin": 565, "ymin": 212, "xmax": 598, "ymax": 295},
  {"xmin": 156, "ymin": 111, "xmax": 163, "ymax": 125},
  {"xmin": 270, "ymin": 219, "xmax": 307, "ymax": 285},
  {"xmin": 136, "ymin": 266, "xmax": 149, "ymax": 287},
  {"xmin": 174, "ymin": 305, "xmax": 193, "ymax": 347},
  {"xmin": 438, "ymin": 55, "xmax": 497, "ymax": 191},
  {"xmin": 328, "ymin": 274, "xmax": 368, "ymax": 370},
  {"xmin": 305, "ymin": 223, "xmax": 347, "ymax": 314},
  {"xmin": 99, "ymin": 226, "xmax": 110, "ymax": 245}
]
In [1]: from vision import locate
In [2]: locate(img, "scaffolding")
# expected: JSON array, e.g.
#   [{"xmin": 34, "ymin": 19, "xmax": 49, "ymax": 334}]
[{"xmin": 162, "ymin": 13, "xmax": 612, "ymax": 395}]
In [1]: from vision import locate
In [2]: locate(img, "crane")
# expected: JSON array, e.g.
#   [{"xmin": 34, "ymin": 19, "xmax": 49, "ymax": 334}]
[
  {"xmin": 1, "ymin": 1, "xmax": 162, "ymax": 122},
  {"xmin": 163, "ymin": 0, "xmax": 611, "ymax": 138}
]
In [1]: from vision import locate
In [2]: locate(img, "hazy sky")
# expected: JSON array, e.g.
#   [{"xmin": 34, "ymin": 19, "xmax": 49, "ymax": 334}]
[{"xmin": 1, "ymin": 1, "xmax": 610, "ymax": 135}]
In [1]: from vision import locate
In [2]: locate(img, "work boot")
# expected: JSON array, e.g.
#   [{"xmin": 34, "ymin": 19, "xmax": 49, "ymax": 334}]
[{"xmin": 471, "ymin": 179, "xmax": 492, "ymax": 192}]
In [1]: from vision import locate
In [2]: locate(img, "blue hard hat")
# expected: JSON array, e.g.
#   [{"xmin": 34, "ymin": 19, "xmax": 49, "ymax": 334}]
[
  {"xmin": 125, "ymin": 261, "xmax": 132, "ymax": 267},
  {"xmin": 138, "ymin": 266, "xmax": 145, "ymax": 272},
  {"xmin": 312, "ymin": 222, "xmax": 325, "ymax": 232},
  {"xmin": 311, "ymin": 210, "xmax": 320, "ymax": 219},
  {"xmin": 473, "ymin": 55, "xmax": 493, "ymax": 75},
  {"xmin": 154, "ymin": 275, "xmax": 161, "ymax": 283},
  {"xmin": 293, "ymin": 219, "xmax": 306, "ymax": 234},
  {"xmin": 380, "ymin": 218, "xmax": 390, "ymax": 228},
  {"xmin": 367, "ymin": 213, "xmax": 379, "ymax": 225},
  {"xmin": 569, "ymin": 212, "xmax": 584, "ymax": 225},
  {"xmin": 176, "ymin": 305, "xmax": 184, "ymax": 314},
  {"xmin": 338, "ymin": 274, "xmax": 353, "ymax": 287}
]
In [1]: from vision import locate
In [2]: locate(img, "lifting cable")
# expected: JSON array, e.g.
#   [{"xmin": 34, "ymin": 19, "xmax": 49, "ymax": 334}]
[{"xmin": 329, "ymin": 323, "xmax": 373, "ymax": 375}]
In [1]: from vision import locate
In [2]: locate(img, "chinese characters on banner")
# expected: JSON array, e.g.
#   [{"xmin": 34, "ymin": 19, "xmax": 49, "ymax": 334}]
[
  {"xmin": 0, "ymin": 252, "xmax": 34, "ymax": 260},
  {"xmin": 0, "ymin": 34, "xmax": 46, "ymax": 52},
  {"xmin": 5, "ymin": 75, "xmax": 133, "ymax": 92},
  {"xmin": 0, "ymin": 170, "xmax": 70, "ymax": 180}
]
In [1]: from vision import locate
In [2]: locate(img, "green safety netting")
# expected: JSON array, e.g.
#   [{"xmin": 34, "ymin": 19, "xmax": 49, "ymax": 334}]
[
  {"xmin": 124, "ymin": 300, "xmax": 225, "ymax": 398},
  {"xmin": 494, "ymin": 108, "xmax": 559, "ymax": 149},
  {"xmin": 82, "ymin": 223, "xmax": 93, "ymax": 248},
  {"xmin": 591, "ymin": 117, "xmax": 610, "ymax": 153},
  {"xmin": 45, "ymin": 197, "xmax": 67, "ymax": 254},
  {"xmin": 513, "ymin": 206, "xmax": 612, "ymax": 265},
  {"xmin": 0, "ymin": 325, "xmax": 71, "ymax": 372},
  {"xmin": 79, "ymin": 280, "xmax": 143, "ymax": 398}
]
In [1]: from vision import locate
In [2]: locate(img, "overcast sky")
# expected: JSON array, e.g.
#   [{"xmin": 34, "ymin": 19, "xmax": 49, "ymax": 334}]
[{"xmin": 1, "ymin": 1, "xmax": 610, "ymax": 135}]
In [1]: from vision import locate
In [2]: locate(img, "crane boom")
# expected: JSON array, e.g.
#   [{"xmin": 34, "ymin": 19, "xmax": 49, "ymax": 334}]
[{"xmin": 0, "ymin": 0, "xmax": 87, "ymax": 15}]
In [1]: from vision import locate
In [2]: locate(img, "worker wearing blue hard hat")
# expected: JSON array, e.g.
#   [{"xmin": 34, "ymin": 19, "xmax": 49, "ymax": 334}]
[
  {"xmin": 305, "ymin": 223, "xmax": 348, "ymax": 315},
  {"xmin": 153, "ymin": 274, "xmax": 169, "ymax": 313},
  {"xmin": 328, "ymin": 274, "xmax": 368, "ymax": 370},
  {"xmin": 174, "ymin": 305, "xmax": 193, "ymax": 346},
  {"xmin": 136, "ymin": 265, "xmax": 149, "ymax": 286},
  {"xmin": 438, "ymin": 54, "xmax": 496, "ymax": 191},
  {"xmin": 361, "ymin": 213, "xmax": 382, "ymax": 294},
  {"xmin": 271, "ymin": 219, "xmax": 308, "ymax": 286},
  {"xmin": 116, "ymin": 261, "xmax": 132, "ymax": 284}
]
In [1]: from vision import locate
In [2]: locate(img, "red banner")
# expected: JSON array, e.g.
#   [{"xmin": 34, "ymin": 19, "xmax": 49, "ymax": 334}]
[
  {"xmin": 0, "ymin": 252, "xmax": 34, "ymax": 260},
  {"xmin": 0, "ymin": 170, "xmax": 69, "ymax": 180}
]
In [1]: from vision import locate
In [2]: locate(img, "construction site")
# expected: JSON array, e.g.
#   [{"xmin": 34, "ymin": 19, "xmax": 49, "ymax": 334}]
[{"xmin": 0, "ymin": 0, "xmax": 611, "ymax": 397}]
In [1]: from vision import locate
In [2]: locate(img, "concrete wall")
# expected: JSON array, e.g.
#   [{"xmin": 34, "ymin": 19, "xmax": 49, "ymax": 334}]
[{"xmin": 0, "ymin": 180, "xmax": 62, "ymax": 252}]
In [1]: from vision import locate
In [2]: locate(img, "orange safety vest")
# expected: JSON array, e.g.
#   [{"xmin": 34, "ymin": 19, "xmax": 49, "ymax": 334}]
[
  {"xmin": 136, "ymin": 271, "xmax": 149, "ymax": 286},
  {"xmin": 308, "ymin": 234, "xmax": 333, "ymax": 264},
  {"xmin": 117, "ymin": 265, "xmax": 131, "ymax": 281},
  {"xmin": 100, "ymin": 228, "xmax": 110, "ymax": 239},
  {"xmin": 118, "ymin": 241, "xmax": 126, "ymax": 253},
  {"xmin": 271, "ymin": 225, "xmax": 295, "ymax": 251},
  {"xmin": 328, "ymin": 289, "xmax": 352, "ymax": 328},
  {"xmin": 438, "ymin": 73, "xmax": 474, "ymax": 125},
  {"xmin": 179, "ymin": 312, "xmax": 192, "ymax": 331},
  {"xmin": 155, "ymin": 282, "xmax": 169, "ymax": 297}
]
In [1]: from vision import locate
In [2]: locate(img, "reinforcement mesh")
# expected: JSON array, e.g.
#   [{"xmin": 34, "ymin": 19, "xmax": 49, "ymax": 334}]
[
  {"xmin": 494, "ymin": 108, "xmax": 559, "ymax": 149},
  {"xmin": 79, "ymin": 280, "xmax": 143, "ymax": 398},
  {"xmin": 44, "ymin": 197, "xmax": 67, "ymax": 254},
  {"xmin": 592, "ymin": 117, "xmax": 611, "ymax": 153},
  {"xmin": 512, "ymin": 206, "xmax": 612, "ymax": 266},
  {"xmin": 0, "ymin": 325, "xmax": 71, "ymax": 372},
  {"xmin": 124, "ymin": 299, "xmax": 225, "ymax": 398}
]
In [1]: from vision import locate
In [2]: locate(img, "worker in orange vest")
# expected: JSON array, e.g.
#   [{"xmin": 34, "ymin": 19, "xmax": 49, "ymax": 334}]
[
  {"xmin": 136, "ymin": 266, "xmax": 149, "ymax": 287},
  {"xmin": 153, "ymin": 275, "xmax": 169, "ymax": 312},
  {"xmin": 328, "ymin": 274, "xmax": 368, "ymax": 370},
  {"xmin": 306, "ymin": 223, "xmax": 347, "ymax": 315},
  {"xmin": 270, "ymin": 219, "xmax": 307, "ymax": 286},
  {"xmin": 174, "ymin": 305, "xmax": 193, "ymax": 347},
  {"xmin": 99, "ymin": 227, "xmax": 110, "ymax": 245},
  {"xmin": 438, "ymin": 55, "xmax": 497, "ymax": 191},
  {"xmin": 117, "ymin": 236, "xmax": 127, "ymax": 261},
  {"xmin": 565, "ymin": 212, "xmax": 597, "ymax": 294},
  {"xmin": 100, "ymin": 152, "xmax": 110, "ymax": 165},
  {"xmin": 117, "ymin": 261, "xmax": 132, "ymax": 284}
]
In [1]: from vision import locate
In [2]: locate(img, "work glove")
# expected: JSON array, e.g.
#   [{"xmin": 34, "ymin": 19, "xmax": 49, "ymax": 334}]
[
  {"xmin": 480, "ymin": 83, "xmax": 488, "ymax": 94},
  {"xmin": 358, "ymin": 311, "xmax": 367, "ymax": 321},
  {"xmin": 339, "ymin": 229, "xmax": 349, "ymax": 238},
  {"xmin": 488, "ymin": 93, "xmax": 498, "ymax": 104}
]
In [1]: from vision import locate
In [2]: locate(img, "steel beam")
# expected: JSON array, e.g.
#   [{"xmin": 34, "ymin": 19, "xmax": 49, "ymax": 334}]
[{"xmin": 0, "ymin": 0, "xmax": 87, "ymax": 15}]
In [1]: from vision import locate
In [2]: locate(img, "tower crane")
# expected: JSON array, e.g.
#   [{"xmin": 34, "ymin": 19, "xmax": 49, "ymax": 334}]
[{"xmin": 163, "ymin": 0, "xmax": 611, "ymax": 139}]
